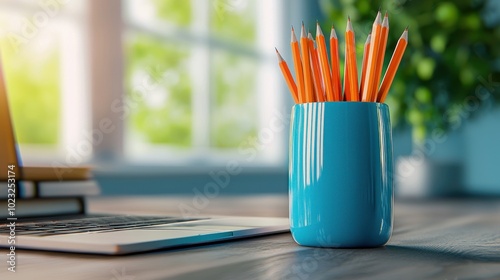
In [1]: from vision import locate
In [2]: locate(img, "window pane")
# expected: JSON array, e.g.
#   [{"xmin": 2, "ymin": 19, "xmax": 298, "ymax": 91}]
[
  {"xmin": 211, "ymin": 51, "xmax": 258, "ymax": 148},
  {"xmin": 152, "ymin": 0, "xmax": 191, "ymax": 26},
  {"xmin": 125, "ymin": 34, "xmax": 192, "ymax": 147},
  {"xmin": 126, "ymin": 0, "xmax": 192, "ymax": 27},
  {"xmin": 210, "ymin": 0, "xmax": 256, "ymax": 44},
  {"xmin": 0, "ymin": 9, "xmax": 60, "ymax": 145},
  {"xmin": 124, "ymin": 0, "xmax": 280, "ymax": 162}
]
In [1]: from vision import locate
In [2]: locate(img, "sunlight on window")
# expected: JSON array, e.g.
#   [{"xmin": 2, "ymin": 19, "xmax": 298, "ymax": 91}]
[
  {"xmin": 124, "ymin": 0, "xmax": 283, "ymax": 164},
  {"xmin": 211, "ymin": 51, "xmax": 258, "ymax": 148},
  {"xmin": 125, "ymin": 35, "xmax": 192, "ymax": 147},
  {"xmin": 0, "ymin": 0, "xmax": 282, "ymax": 166},
  {"xmin": 125, "ymin": 0, "xmax": 260, "ymax": 151},
  {"xmin": 0, "ymin": 9, "xmax": 60, "ymax": 146},
  {"xmin": 210, "ymin": 0, "xmax": 256, "ymax": 44},
  {"xmin": 152, "ymin": 0, "xmax": 191, "ymax": 27}
]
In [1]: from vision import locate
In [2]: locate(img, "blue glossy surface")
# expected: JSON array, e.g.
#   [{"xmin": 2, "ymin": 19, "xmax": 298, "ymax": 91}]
[{"xmin": 289, "ymin": 102, "xmax": 393, "ymax": 248}]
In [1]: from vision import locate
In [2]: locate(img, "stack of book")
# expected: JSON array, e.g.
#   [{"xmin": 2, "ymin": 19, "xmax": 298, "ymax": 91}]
[{"xmin": 1, "ymin": 166, "xmax": 99, "ymax": 218}]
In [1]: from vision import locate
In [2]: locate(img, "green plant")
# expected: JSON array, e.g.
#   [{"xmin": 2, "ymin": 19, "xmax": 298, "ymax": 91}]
[{"xmin": 319, "ymin": 0, "xmax": 500, "ymax": 143}]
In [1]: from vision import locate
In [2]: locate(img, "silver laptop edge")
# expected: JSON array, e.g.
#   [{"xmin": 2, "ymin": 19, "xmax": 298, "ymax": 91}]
[{"xmin": 1, "ymin": 216, "xmax": 289, "ymax": 255}]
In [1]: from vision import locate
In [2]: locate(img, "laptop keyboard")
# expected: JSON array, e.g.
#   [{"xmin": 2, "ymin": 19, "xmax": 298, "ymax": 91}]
[{"xmin": 0, "ymin": 215, "xmax": 204, "ymax": 236}]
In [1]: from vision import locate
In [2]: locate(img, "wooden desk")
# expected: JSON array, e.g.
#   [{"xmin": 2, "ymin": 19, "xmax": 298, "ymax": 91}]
[{"xmin": 2, "ymin": 196, "xmax": 500, "ymax": 280}]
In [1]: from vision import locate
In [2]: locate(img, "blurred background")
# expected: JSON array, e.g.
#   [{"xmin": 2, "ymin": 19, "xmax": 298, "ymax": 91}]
[{"xmin": 0, "ymin": 0, "xmax": 499, "ymax": 197}]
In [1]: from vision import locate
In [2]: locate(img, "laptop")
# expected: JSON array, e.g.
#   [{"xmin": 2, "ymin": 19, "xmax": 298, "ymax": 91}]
[{"xmin": 0, "ymin": 53, "xmax": 288, "ymax": 255}]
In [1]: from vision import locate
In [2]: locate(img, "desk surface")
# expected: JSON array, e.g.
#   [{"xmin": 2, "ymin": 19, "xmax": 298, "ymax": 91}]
[{"xmin": 2, "ymin": 196, "xmax": 500, "ymax": 280}]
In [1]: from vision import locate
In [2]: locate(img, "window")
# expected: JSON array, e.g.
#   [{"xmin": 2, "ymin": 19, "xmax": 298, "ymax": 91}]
[
  {"xmin": 123, "ymin": 0, "xmax": 286, "ymax": 166},
  {"xmin": 1, "ymin": 0, "xmax": 287, "ymax": 169}
]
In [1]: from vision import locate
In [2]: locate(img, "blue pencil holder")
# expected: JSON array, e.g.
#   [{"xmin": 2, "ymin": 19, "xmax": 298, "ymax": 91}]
[{"xmin": 289, "ymin": 102, "xmax": 394, "ymax": 248}]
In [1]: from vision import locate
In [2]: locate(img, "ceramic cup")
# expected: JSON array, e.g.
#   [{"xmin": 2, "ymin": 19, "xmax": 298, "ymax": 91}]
[{"xmin": 289, "ymin": 102, "xmax": 393, "ymax": 248}]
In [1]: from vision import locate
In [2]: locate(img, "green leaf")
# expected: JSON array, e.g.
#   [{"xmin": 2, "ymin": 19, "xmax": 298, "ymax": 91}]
[{"xmin": 435, "ymin": 2, "xmax": 459, "ymax": 28}]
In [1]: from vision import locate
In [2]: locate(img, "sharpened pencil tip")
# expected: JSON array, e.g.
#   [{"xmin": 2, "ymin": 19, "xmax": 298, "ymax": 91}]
[
  {"xmin": 301, "ymin": 23, "xmax": 306, "ymax": 38},
  {"xmin": 382, "ymin": 12, "xmax": 389, "ymax": 27},
  {"xmin": 385, "ymin": 10, "xmax": 388, "ymax": 17},
  {"xmin": 375, "ymin": 11, "xmax": 382, "ymax": 24},
  {"xmin": 346, "ymin": 17, "xmax": 353, "ymax": 31},
  {"xmin": 402, "ymin": 28, "xmax": 408, "ymax": 40},
  {"xmin": 330, "ymin": 26, "xmax": 337, "ymax": 39},
  {"xmin": 275, "ymin": 48, "xmax": 284, "ymax": 61},
  {"xmin": 316, "ymin": 23, "xmax": 323, "ymax": 37},
  {"xmin": 291, "ymin": 27, "xmax": 297, "ymax": 42}
]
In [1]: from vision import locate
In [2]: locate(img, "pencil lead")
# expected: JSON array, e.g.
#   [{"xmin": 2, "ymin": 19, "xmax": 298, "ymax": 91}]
[
  {"xmin": 385, "ymin": 10, "xmax": 388, "ymax": 17},
  {"xmin": 378, "ymin": 6, "xmax": 381, "ymax": 12}
]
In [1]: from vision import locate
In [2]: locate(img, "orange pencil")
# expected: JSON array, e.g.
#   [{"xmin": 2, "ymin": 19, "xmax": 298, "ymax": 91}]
[
  {"xmin": 300, "ymin": 23, "xmax": 315, "ymax": 102},
  {"xmin": 373, "ymin": 12, "xmax": 389, "ymax": 100},
  {"xmin": 291, "ymin": 27, "xmax": 305, "ymax": 103},
  {"xmin": 344, "ymin": 17, "xmax": 359, "ymax": 101},
  {"xmin": 359, "ymin": 33, "xmax": 371, "ymax": 99},
  {"xmin": 361, "ymin": 11, "xmax": 382, "ymax": 102},
  {"xmin": 377, "ymin": 28, "xmax": 408, "ymax": 103},
  {"xmin": 275, "ymin": 48, "xmax": 299, "ymax": 103},
  {"xmin": 329, "ymin": 26, "xmax": 342, "ymax": 101},
  {"xmin": 316, "ymin": 23, "xmax": 334, "ymax": 102},
  {"xmin": 308, "ymin": 33, "xmax": 325, "ymax": 102}
]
